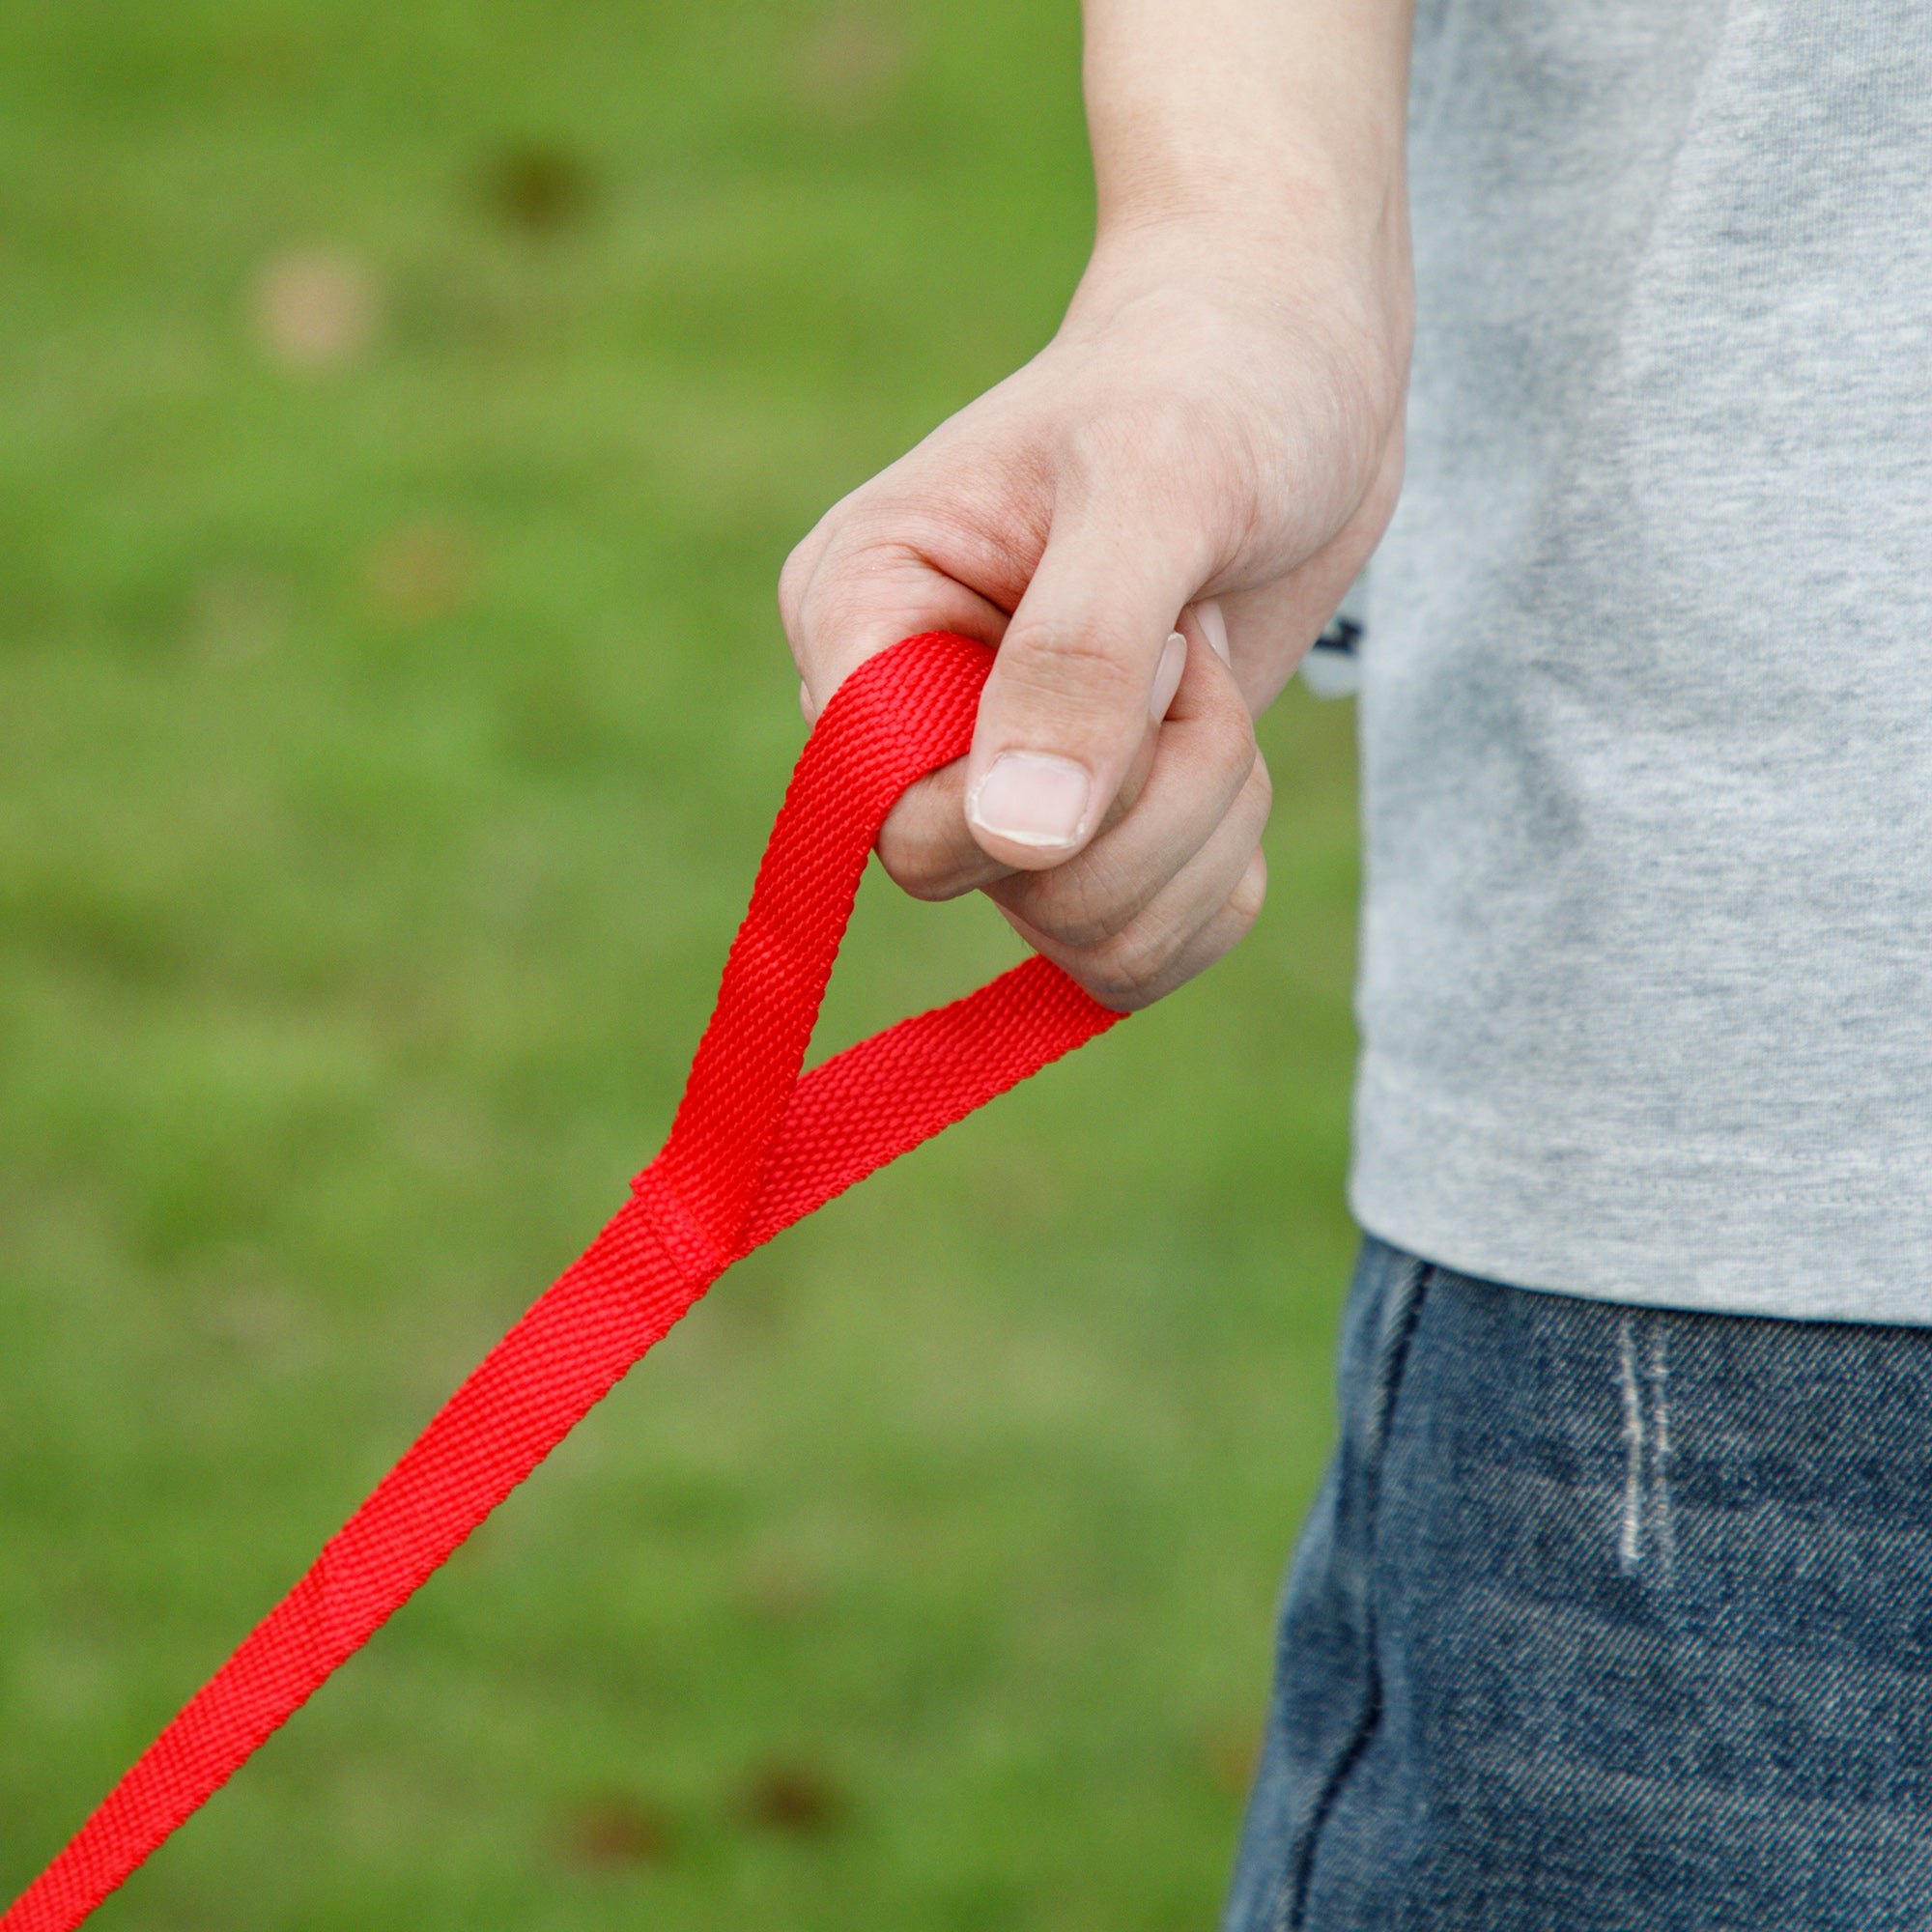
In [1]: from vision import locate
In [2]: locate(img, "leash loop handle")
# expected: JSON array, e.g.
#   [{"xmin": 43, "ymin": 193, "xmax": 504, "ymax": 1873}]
[{"xmin": 3, "ymin": 633, "xmax": 1122, "ymax": 1931}]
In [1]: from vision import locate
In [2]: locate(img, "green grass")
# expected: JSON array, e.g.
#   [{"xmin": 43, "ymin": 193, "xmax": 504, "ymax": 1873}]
[{"xmin": 0, "ymin": 3, "xmax": 1362, "ymax": 1924}]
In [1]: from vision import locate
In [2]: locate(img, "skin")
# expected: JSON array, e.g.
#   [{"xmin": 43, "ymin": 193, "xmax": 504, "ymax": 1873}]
[{"xmin": 781, "ymin": 0, "xmax": 1415, "ymax": 1010}]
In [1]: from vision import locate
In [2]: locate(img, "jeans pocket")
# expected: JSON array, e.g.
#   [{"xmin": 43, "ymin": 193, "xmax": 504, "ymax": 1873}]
[{"xmin": 1222, "ymin": 1238, "xmax": 1432, "ymax": 1932}]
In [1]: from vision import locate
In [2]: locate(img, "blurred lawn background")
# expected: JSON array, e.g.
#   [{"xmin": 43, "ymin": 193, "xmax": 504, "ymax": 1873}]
[{"xmin": 0, "ymin": 1, "xmax": 1363, "ymax": 1925}]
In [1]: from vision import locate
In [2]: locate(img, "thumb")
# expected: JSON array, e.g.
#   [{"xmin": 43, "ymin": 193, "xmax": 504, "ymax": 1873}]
[{"xmin": 963, "ymin": 500, "xmax": 1204, "ymax": 869}]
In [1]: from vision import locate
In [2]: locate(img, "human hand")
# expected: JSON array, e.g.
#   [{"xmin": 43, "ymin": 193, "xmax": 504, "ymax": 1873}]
[{"xmin": 779, "ymin": 220, "xmax": 1408, "ymax": 1010}]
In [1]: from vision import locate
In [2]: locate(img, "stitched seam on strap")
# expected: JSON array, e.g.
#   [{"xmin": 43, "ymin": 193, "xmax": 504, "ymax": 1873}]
[{"xmin": 629, "ymin": 1160, "xmax": 733, "ymax": 1281}]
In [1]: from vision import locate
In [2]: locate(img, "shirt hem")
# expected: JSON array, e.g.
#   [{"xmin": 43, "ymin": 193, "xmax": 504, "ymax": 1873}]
[{"xmin": 1351, "ymin": 1057, "xmax": 1932, "ymax": 1325}]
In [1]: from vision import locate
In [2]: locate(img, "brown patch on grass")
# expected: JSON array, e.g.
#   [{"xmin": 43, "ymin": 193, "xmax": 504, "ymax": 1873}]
[
  {"xmin": 563, "ymin": 1792, "xmax": 674, "ymax": 1867},
  {"xmin": 789, "ymin": 8, "xmax": 915, "ymax": 127},
  {"xmin": 249, "ymin": 245, "xmax": 381, "ymax": 373},
  {"xmin": 479, "ymin": 141, "xmax": 598, "ymax": 234},
  {"xmin": 741, "ymin": 1758, "xmax": 845, "ymax": 1834},
  {"xmin": 362, "ymin": 516, "xmax": 481, "ymax": 625},
  {"xmin": 735, "ymin": 1548, "xmax": 825, "ymax": 1624}
]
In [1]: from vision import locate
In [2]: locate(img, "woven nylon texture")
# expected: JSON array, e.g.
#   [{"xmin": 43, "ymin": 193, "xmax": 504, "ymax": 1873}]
[{"xmin": 3, "ymin": 634, "xmax": 1123, "ymax": 1932}]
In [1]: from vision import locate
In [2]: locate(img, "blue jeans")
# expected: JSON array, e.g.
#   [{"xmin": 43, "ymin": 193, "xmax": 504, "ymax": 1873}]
[{"xmin": 1225, "ymin": 1236, "xmax": 1932, "ymax": 1930}]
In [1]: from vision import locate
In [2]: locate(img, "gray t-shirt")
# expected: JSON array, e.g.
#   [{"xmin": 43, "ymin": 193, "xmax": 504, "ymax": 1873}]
[{"xmin": 1350, "ymin": 0, "xmax": 1932, "ymax": 1321}]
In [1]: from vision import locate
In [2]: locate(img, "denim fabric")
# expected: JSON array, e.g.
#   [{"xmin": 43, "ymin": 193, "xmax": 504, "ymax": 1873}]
[{"xmin": 1224, "ymin": 1236, "xmax": 1932, "ymax": 1931}]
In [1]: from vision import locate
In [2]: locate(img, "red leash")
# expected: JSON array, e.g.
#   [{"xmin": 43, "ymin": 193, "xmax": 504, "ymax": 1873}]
[{"xmin": 4, "ymin": 633, "xmax": 1122, "ymax": 1930}]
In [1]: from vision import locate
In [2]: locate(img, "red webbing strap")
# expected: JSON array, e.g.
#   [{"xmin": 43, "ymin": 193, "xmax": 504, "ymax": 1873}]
[{"xmin": 5, "ymin": 634, "xmax": 1123, "ymax": 1932}]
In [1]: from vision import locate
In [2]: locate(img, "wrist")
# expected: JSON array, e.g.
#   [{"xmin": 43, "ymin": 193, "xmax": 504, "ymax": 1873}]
[
  {"xmin": 1077, "ymin": 0, "xmax": 1413, "ymax": 356},
  {"xmin": 1064, "ymin": 206, "xmax": 1412, "ymax": 413},
  {"xmin": 1091, "ymin": 136, "xmax": 1404, "ymax": 261}
]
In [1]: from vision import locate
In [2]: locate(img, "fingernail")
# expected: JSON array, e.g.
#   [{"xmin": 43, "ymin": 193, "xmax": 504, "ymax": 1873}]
[
  {"xmin": 1194, "ymin": 598, "xmax": 1232, "ymax": 667},
  {"xmin": 967, "ymin": 752, "xmax": 1093, "ymax": 849},
  {"xmin": 1150, "ymin": 632, "xmax": 1186, "ymax": 721}
]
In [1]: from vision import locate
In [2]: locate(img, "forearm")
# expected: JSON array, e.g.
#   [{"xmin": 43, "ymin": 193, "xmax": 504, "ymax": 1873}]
[
  {"xmin": 1082, "ymin": 0, "xmax": 1413, "ymax": 243},
  {"xmin": 1069, "ymin": 0, "xmax": 1415, "ymax": 492}
]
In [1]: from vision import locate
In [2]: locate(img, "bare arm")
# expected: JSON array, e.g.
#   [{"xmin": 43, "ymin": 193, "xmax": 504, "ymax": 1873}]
[{"xmin": 781, "ymin": 0, "xmax": 1413, "ymax": 1009}]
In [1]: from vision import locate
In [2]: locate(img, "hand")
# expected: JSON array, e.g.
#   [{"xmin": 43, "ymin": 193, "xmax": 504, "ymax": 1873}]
[{"xmin": 779, "ymin": 220, "xmax": 1409, "ymax": 1010}]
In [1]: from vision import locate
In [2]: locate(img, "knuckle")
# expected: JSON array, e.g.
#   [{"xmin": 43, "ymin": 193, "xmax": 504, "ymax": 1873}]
[
  {"xmin": 994, "ymin": 621, "xmax": 1145, "ymax": 722},
  {"xmin": 1241, "ymin": 750, "xmax": 1274, "ymax": 823},
  {"xmin": 1000, "ymin": 850, "xmax": 1146, "ymax": 949},
  {"xmin": 1075, "ymin": 923, "xmax": 1175, "ymax": 1010},
  {"xmin": 877, "ymin": 840, "xmax": 972, "ymax": 904},
  {"xmin": 1198, "ymin": 691, "xmax": 1260, "ymax": 775},
  {"xmin": 779, "ymin": 497, "xmax": 908, "ymax": 627},
  {"xmin": 1020, "ymin": 885, "xmax": 1129, "ymax": 951},
  {"xmin": 876, "ymin": 781, "xmax": 986, "ymax": 902},
  {"xmin": 777, "ymin": 539, "xmax": 814, "ymax": 635},
  {"xmin": 1074, "ymin": 849, "xmax": 1267, "ymax": 1009},
  {"xmin": 1227, "ymin": 851, "xmax": 1268, "ymax": 929}
]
